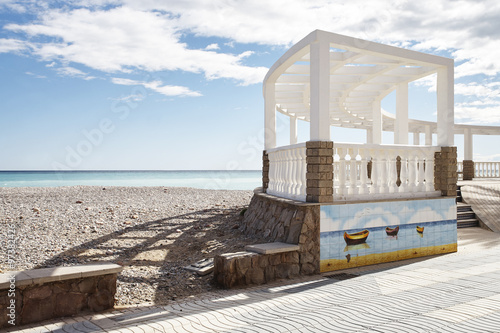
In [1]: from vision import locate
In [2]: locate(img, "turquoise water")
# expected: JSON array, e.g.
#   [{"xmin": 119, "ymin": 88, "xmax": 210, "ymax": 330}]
[{"xmin": 0, "ymin": 171, "xmax": 261, "ymax": 190}]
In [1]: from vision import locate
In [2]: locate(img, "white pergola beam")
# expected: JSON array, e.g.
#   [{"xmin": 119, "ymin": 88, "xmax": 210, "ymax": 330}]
[
  {"xmin": 464, "ymin": 127, "xmax": 473, "ymax": 160},
  {"xmin": 372, "ymin": 100, "xmax": 382, "ymax": 144},
  {"xmin": 425, "ymin": 125, "xmax": 433, "ymax": 145},
  {"xmin": 263, "ymin": 30, "xmax": 458, "ymax": 144},
  {"xmin": 413, "ymin": 132, "xmax": 420, "ymax": 145},
  {"xmin": 310, "ymin": 39, "xmax": 331, "ymax": 141},
  {"xmin": 264, "ymin": 83, "xmax": 276, "ymax": 150},
  {"xmin": 395, "ymin": 83, "xmax": 409, "ymax": 144},
  {"xmin": 437, "ymin": 66, "xmax": 454, "ymax": 146},
  {"xmin": 290, "ymin": 115, "xmax": 298, "ymax": 144}
]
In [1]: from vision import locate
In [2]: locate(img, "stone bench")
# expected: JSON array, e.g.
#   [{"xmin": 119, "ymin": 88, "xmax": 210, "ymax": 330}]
[
  {"xmin": 214, "ymin": 242, "xmax": 303, "ymax": 289},
  {"xmin": 0, "ymin": 262, "xmax": 122, "ymax": 328}
]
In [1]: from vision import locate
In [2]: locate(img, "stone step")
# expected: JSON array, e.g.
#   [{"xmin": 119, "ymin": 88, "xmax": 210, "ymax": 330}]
[
  {"xmin": 456, "ymin": 198, "xmax": 478, "ymax": 228},
  {"xmin": 457, "ymin": 211, "xmax": 475, "ymax": 220},
  {"xmin": 457, "ymin": 219, "xmax": 479, "ymax": 228},
  {"xmin": 457, "ymin": 203, "xmax": 472, "ymax": 212}
]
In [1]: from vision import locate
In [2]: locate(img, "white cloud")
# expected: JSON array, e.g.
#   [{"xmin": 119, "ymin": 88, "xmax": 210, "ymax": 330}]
[
  {"xmin": 109, "ymin": 93, "xmax": 145, "ymax": 102},
  {"xmin": 0, "ymin": 0, "xmax": 29, "ymax": 12},
  {"xmin": 111, "ymin": 77, "xmax": 201, "ymax": 97},
  {"xmin": 3, "ymin": 0, "xmax": 500, "ymax": 104},
  {"xmin": 0, "ymin": 38, "xmax": 28, "ymax": 53},
  {"xmin": 56, "ymin": 66, "xmax": 95, "ymax": 80},
  {"xmin": 473, "ymin": 152, "xmax": 500, "ymax": 162},
  {"xmin": 407, "ymin": 206, "xmax": 445, "ymax": 224},
  {"xmin": 25, "ymin": 71, "xmax": 47, "ymax": 79},
  {"xmin": 321, "ymin": 206, "xmax": 401, "ymax": 232},
  {"xmin": 205, "ymin": 43, "xmax": 219, "ymax": 50},
  {"xmin": 454, "ymin": 82, "xmax": 500, "ymax": 124},
  {"xmin": 4, "ymin": 6, "xmax": 267, "ymax": 86}
]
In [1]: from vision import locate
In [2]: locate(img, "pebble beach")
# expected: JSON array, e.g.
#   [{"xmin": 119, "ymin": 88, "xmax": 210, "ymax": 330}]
[{"xmin": 0, "ymin": 186, "xmax": 257, "ymax": 306}]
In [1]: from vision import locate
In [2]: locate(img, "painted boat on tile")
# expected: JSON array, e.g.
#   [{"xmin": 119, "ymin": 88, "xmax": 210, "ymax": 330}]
[
  {"xmin": 343, "ymin": 230, "xmax": 369, "ymax": 245},
  {"xmin": 385, "ymin": 226, "xmax": 399, "ymax": 236},
  {"xmin": 416, "ymin": 226, "xmax": 424, "ymax": 234}
]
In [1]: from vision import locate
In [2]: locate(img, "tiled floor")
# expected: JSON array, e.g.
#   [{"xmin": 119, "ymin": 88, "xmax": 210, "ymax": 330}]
[{"xmin": 7, "ymin": 227, "xmax": 500, "ymax": 333}]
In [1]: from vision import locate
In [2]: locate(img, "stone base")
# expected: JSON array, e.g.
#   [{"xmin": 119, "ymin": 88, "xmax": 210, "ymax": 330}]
[
  {"xmin": 306, "ymin": 141, "xmax": 333, "ymax": 203},
  {"xmin": 214, "ymin": 189, "xmax": 320, "ymax": 289},
  {"xmin": 463, "ymin": 160, "xmax": 474, "ymax": 180},
  {"xmin": 0, "ymin": 274, "xmax": 117, "ymax": 328},
  {"xmin": 434, "ymin": 146, "xmax": 458, "ymax": 196},
  {"xmin": 214, "ymin": 251, "xmax": 303, "ymax": 289}
]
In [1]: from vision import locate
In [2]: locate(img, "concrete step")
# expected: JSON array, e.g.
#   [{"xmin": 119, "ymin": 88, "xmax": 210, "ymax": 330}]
[
  {"xmin": 456, "ymin": 188, "xmax": 463, "ymax": 203},
  {"xmin": 457, "ymin": 218, "xmax": 479, "ymax": 228},
  {"xmin": 457, "ymin": 211, "xmax": 476, "ymax": 220},
  {"xmin": 456, "ymin": 199, "xmax": 478, "ymax": 228},
  {"xmin": 457, "ymin": 203, "xmax": 472, "ymax": 212}
]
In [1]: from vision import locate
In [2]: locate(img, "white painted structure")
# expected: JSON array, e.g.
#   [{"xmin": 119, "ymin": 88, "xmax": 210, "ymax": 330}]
[
  {"xmin": 263, "ymin": 30, "xmax": 500, "ymax": 201},
  {"xmin": 264, "ymin": 30, "xmax": 454, "ymax": 152}
]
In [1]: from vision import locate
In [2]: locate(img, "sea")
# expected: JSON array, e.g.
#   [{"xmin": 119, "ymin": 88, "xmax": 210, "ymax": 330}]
[{"xmin": 0, "ymin": 170, "xmax": 262, "ymax": 190}]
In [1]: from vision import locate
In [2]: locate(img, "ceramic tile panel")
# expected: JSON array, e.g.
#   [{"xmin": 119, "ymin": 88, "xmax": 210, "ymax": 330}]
[{"xmin": 320, "ymin": 198, "xmax": 457, "ymax": 272}]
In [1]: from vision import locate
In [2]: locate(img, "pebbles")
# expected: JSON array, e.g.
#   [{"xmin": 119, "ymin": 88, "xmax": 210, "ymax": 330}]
[{"xmin": 0, "ymin": 186, "xmax": 258, "ymax": 305}]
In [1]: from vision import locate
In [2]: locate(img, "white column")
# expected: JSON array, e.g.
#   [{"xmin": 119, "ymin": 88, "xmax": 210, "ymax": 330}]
[
  {"xmin": 264, "ymin": 82, "xmax": 276, "ymax": 150},
  {"xmin": 310, "ymin": 39, "xmax": 330, "ymax": 141},
  {"xmin": 366, "ymin": 129, "xmax": 373, "ymax": 144},
  {"xmin": 395, "ymin": 83, "xmax": 409, "ymax": 144},
  {"xmin": 372, "ymin": 100, "xmax": 382, "ymax": 144},
  {"xmin": 464, "ymin": 128, "xmax": 473, "ymax": 160},
  {"xmin": 413, "ymin": 132, "xmax": 420, "ymax": 145},
  {"xmin": 437, "ymin": 66, "xmax": 454, "ymax": 146},
  {"xmin": 425, "ymin": 125, "xmax": 432, "ymax": 145},
  {"xmin": 290, "ymin": 115, "xmax": 298, "ymax": 145}
]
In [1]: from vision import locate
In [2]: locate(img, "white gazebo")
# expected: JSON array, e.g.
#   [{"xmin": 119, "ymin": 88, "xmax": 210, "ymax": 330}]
[{"xmin": 262, "ymin": 30, "xmax": 456, "ymax": 202}]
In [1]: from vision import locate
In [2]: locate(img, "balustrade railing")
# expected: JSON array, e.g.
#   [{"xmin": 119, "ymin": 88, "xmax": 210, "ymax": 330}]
[
  {"xmin": 474, "ymin": 162, "xmax": 500, "ymax": 178},
  {"xmin": 333, "ymin": 143, "xmax": 440, "ymax": 201},
  {"xmin": 267, "ymin": 143, "xmax": 307, "ymax": 201},
  {"xmin": 267, "ymin": 142, "xmax": 441, "ymax": 202}
]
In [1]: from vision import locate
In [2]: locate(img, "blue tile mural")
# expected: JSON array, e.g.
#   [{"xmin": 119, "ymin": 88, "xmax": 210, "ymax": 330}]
[{"xmin": 320, "ymin": 198, "xmax": 457, "ymax": 272}]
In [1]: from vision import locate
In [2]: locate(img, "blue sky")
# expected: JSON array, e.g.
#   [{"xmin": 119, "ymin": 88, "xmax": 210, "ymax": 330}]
[{"xmin": 1, "ymin": 0, "xmax": 500, "ymax": 170}]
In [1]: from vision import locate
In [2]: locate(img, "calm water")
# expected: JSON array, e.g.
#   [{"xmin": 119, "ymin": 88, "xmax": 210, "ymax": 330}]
[
  {"xmin": 321, "ymin": 220, "xmax": 457, "ymax": 260},
  {"xmin": 0, "ymin": 170, "xmax": 261, "ymax": 190}
]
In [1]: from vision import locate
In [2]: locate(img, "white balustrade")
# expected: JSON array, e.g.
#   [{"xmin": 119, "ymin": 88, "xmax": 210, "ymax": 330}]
[
  {"xmin": 333, "ymin": 143, "xmax": 440, "ymax": 201},
  {"xmin": 474, "ymin": 162, "xmax": 500, "ymax": 178},
  {"xmin": 268, "ymin": 142, "xmax": 441, "ymax": 202},
  {"xmin": 267, "ymin": 143, "xmax": 307, "ymax": 201}
]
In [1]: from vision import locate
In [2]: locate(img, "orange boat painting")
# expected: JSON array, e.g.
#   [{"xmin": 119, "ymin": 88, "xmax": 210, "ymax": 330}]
[
  {"xmin": 344, "ymin": 230, "xmax": 369, "ymax": 245},
  {"xmin": 385, "ymin": 226, "xmax": 399, "ymax": 236},
  {"xmin": 416, "ymin": 226, "xmax": 424, "ymax": 234}
]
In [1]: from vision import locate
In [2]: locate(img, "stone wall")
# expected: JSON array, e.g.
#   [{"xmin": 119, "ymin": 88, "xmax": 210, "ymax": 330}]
[
  {"xmin": 262, "ymin": 151, "xmax": 269, "ymax": 191},
  {"xmin": 215, "ymin": 189, "xmax": 320, "ymax": 288},
  {"xmin": 214, "ymin": 251, "xmax": 302, "ymax": 289},
  {"xmin": 0, "ymin": 273, "xmax": 117, "ymax": 328}
]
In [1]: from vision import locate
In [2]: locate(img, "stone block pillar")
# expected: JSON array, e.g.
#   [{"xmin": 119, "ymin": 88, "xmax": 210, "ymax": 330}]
[
  {"xmin": 463, "ymin": 160, "xmax": 474, "ymax": 180},
  {"xmin": 306, "ymin": 141, "xmax": 333, "ymax": 203},
  {"xmin": 262, "ymin": 151, "xmax": 269, "ymax": 191},
  {"xmin": 434, "ymin": 146, "xmax": 457, "ymax": 196}
]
